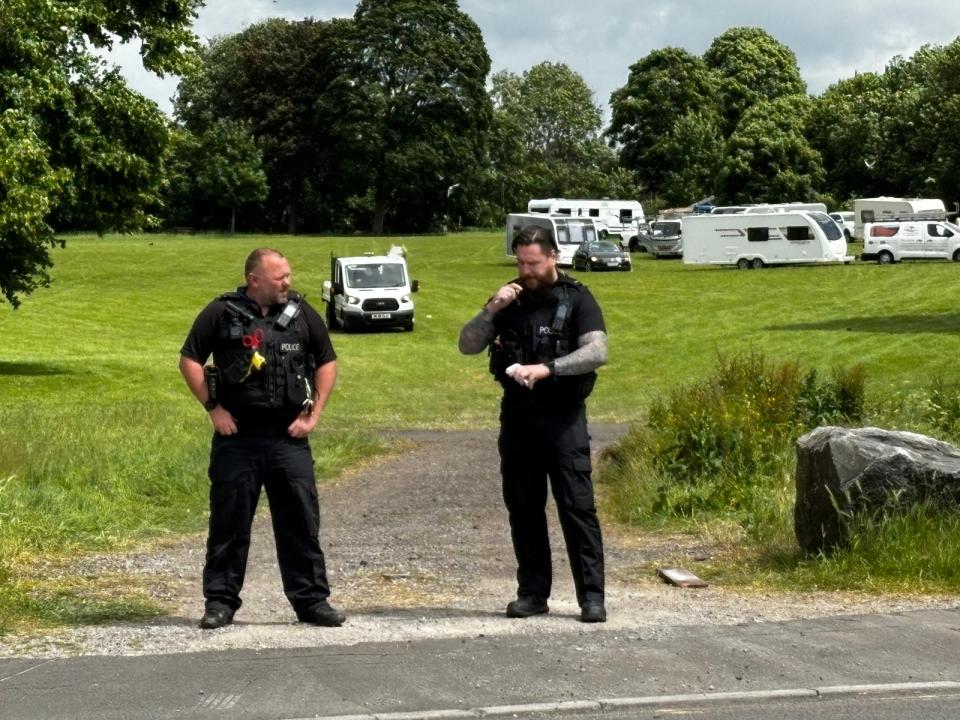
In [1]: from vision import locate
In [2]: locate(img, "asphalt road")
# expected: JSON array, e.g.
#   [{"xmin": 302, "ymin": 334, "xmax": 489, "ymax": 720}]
[{"xmin": 2, "ymin": 607, "xmax": 959, "ymax": 720}]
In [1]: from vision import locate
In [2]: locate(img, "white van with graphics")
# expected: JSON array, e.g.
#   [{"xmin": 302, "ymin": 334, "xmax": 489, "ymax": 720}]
[{"xmin": 861, "ymin": 220, "xmax": 960, "ymax": 263}]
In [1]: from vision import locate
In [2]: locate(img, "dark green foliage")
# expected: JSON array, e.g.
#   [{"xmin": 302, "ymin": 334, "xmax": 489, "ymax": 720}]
[
  {"xmin": 0, "ymin": 0, "xmax": 199, "ymax": 307},
  {"xmin": 600, "ymin": 353, "xmax": 865, "ymax": 526}
]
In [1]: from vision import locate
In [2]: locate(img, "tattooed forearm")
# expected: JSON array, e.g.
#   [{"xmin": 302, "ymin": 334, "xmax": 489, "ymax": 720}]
[
  {"xmin": 458, "ymin": 311, "xmax": 497, "ymax": 354},
  {"xmin": 554, "ymin": 331, "xmax": 607, "ymax": 375}
]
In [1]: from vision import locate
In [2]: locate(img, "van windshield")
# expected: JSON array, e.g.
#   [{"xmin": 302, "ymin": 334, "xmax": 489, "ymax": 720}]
[
  {"xmin": 345, "ymin": 263, "xmax": 406, "ymax": 288},
  {"xmin": 810, "ymin": 212, "xmax": 842, "ymax": 241}
]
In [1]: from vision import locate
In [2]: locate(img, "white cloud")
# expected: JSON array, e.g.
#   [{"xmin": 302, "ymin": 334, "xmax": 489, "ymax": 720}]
[{"xmin": 105, "ymin": 0, "xmax": 960, "ymax": 116}]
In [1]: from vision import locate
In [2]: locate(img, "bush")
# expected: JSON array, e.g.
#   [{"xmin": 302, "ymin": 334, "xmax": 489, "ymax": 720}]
[{"xmin": 599, "ymin": 352, "xmax": 865, "ymax": 529}]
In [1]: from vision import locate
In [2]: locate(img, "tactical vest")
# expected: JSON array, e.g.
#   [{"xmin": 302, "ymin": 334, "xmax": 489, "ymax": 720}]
[
  {"xmin": 213, "ymin": 290, "xmax": 316, "ymax": 422},
  {"xmin": 489, "ymin": 276, "xmax": 596, "ymax": 406}
]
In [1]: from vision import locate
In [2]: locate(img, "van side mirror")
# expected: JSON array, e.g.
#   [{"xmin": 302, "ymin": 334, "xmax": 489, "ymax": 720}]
[
  {"xmin": 411, "ymin": 279, "xmax": 420, "ymax": 293},
  {"xmin": 333, "ymin": 281, "xmax": 343, "ymax": 295}
]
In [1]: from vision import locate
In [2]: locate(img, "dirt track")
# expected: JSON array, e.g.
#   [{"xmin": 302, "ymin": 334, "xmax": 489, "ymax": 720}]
[{"xmin": 2, "ymin": 426, "xmax": 955, "ymax": 658}]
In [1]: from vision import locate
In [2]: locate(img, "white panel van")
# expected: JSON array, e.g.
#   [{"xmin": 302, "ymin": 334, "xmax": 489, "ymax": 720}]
[{"xmin": 861, "ymin": 220, "xmax": 960, "ymax": 263}]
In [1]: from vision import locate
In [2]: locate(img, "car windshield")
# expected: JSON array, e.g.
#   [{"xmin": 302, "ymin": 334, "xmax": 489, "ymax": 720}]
[
  {"xmin": 345, "ymin": 263, "xmax": 406, "ymax": 288},
  {"xmin": 590, "ymin": 241, "xmax": 620, "ymax": 253}
]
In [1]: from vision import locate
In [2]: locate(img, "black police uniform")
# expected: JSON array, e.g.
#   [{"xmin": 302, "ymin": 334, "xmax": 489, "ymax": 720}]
[
  {"xmin": 180, "ymin": 288, "xmax": 336, "ymax": 617},
  {"xmin": 489, "ymin": 274, "xmax": 605, "ymax": 607}
]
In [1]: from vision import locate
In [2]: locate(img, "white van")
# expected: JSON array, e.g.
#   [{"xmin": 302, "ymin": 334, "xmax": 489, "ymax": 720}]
[
  {"xmin": 649, "ymin": 219, "xmax": 683, "ymax": 258},
  {"xmin": 322, "ymin": 253, "xmax": 417, "ymax": 331},
  {"xmin": 861, "ymin": 220, "xmax": 960, "ymax": 263},
  {"xmin": 682, "ymin": 211, "xmax": 853, "ymax": 269},
  {"xmin": 527, "ymin": 198, "xmax": 644, "ymax": 249},
  {"xmin": 852, "ymin": 197, "xmax": 946, "ymax": 241},
  {"xmin": 505, "ymin": 213, "xmax": 598, "ymax": 267}
]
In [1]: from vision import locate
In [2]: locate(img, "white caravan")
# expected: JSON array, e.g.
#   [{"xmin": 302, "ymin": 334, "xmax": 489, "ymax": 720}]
[
  {"xmin": 711, "ymin": 202, "xmax": 827, "ymax": 215},
  {"xmin": 852, "ymin": 197, "xmax": 946, "ymax": 241},
  {"xmin": 682, "ymin": 211, "xmax": 853, "ymax": 269},
  {"xmin": 861, "ymin": 219, "xmax": 960, "ymax": 263},
  {"xmin": 527, "ymin": 198, "xmax": 644, "ymax": 249},
  {"xmin": 505, "ymin": 213, "xmax": 599, "ymax": 267}
]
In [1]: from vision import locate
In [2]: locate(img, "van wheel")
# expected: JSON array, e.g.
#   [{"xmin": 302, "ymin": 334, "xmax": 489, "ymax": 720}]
[
  {"xmin": 844, "ymin": 229, "xmax": 852, "ymax": 241},
  {"xmin": 878, "ymin": 251, "xmax": 894, "ymax": 265},
  {"xmin": 599, "ymin": 230, "xmax": 608, "ymax": 239},
  {"xmin": 952, "ymin": 249, "xmax": 960, "ymax": 262},
  {"xmin": 325, "ymin": 302, "xmax": 339, "ymax": 330},
  {"xmin": 404, "ymin": 321, "xmax": 414, "ymax": 332},
  {"xmin": 750, "ymin": 257, "xmax": 764, "ymax": 269},
  {"xmin": 737, "ymin": 258, "xmax": 750, "ymax": 270}
]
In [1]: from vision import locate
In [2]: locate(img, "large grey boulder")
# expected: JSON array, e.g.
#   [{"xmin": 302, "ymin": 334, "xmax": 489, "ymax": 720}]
[{"xmin": 794, "ymin": 426, "xmax": 960, "ymax": 554}]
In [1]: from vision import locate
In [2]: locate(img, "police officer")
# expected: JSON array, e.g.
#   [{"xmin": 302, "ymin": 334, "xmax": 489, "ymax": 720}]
[
  {"xmin": 458, "ymin": 226, "xmax": 608, "ymax": 623},
  {"xmin": 179, "ymin": 248, "xmax": 345, "ymax": 629}
]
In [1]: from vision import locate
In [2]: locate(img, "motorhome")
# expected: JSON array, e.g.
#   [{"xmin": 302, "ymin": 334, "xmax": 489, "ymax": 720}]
[
  {"xmin": 861, "ymin": 219, "xmax": 960, "ymax": 263},
  {"xmin": 852, "ymin": 197, "xmax": 946, "ymax": 241},
  {"xmin": 505, "ymin": 213, "xmax": 598, "ymax": 267},
  {"xmin": 649, "ymin": 219, "xmax": 683, "ymax": 258},
  {"xmin": 682, "ymin": 211, "xmax": 853, "ymax": 269},
  {"xmin": 322, "ymin": 252, "xmax": 418, "ymax": 332},
  {"xmin": 527, "ymin": 198, "xmax": 644, "ymax": 250}
]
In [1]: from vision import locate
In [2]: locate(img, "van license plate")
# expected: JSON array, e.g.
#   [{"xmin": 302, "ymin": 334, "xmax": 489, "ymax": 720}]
[{"xmin": 370, "ymin": 313, "xmax": 391, "ymax": 320}]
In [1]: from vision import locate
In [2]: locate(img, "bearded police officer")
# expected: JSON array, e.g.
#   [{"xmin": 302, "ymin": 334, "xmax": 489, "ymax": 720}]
[
  {"xmin": 458, "ymin": 226, "xmax": 608, "ymax": 623},
  {"xmin": 179, "ymin": 248, "xmax": 344, "ymax": 629}
]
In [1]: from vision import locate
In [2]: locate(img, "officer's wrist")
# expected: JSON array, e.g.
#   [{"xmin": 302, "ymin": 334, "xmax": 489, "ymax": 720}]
[{"xmin": 203, "ymin": 398, "xmax": 219, "ymax": 411}]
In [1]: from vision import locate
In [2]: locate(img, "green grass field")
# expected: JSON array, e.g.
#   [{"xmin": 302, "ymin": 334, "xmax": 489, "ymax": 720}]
[{"xmin": 2, "ymin": 232, "xmax": 959, "ymax": 629}]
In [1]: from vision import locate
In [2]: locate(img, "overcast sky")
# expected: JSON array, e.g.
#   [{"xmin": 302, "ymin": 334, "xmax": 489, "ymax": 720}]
[{"xmin": 112, "ymin": 0, "xmax": 960, "ymax": 120}]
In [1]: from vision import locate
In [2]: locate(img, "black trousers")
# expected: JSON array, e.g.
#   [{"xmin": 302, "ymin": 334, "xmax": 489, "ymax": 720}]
[
  {"xmin": 203, "ymin": 433, "xmax": 331, "ymax": 613},
  {"xmin": 498, "ymin": 401, "xmax": 605, "ymax": 605}
]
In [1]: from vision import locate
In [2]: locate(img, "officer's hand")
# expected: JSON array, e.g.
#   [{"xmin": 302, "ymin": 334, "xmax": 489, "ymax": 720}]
[
  {"xmin": 288, "ymin": 412, "xmax": 318, "ymax": 439},
  {"xmin": 486, "ymin": 282, "xmax": 523, "ymax": 315},
  {"xmin": 512, "ymin": 363, "xmax": 551, "ymax": 389},
  {"xmin": 210, "ymin": 405, "xmax": 237, "ymax": 435}
]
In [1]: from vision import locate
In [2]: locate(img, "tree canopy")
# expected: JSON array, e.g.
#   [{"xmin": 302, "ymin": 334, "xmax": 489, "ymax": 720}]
[{"xmin": 0, "ymin": 0, "xmax": 200, "ymax": 307}]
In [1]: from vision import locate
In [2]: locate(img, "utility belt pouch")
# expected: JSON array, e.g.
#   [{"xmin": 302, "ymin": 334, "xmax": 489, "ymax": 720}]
[
  {"xmin": 221, "ymin": 351, "xmax": 253, "ymax": 384},
  {"xmin": 204, "ymin": 365, "xmax": 221, "ymax": 402},
  {"xmin": 488, "ymin": 338, "xmax": 520, "ymax": 379}
]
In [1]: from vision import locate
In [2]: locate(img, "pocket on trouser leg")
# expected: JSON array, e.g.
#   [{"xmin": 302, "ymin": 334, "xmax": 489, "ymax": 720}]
[{"xmin": 556, "ymin": 455, "xmax": 595, "ymax": 511}]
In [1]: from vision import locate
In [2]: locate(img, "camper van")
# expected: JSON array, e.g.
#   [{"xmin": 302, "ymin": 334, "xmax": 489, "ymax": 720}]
[
  {"xmin": 527, "ymin": 198, "xmax": 644, "ymax": 250},
  {"xmin": 649, "ymin": 219, "xmax": 683, "ymax": 258},
  {"xmin": 861, "ymin": 219, "xmax": 960, "ymax": 263},
  {"xmin": 852, "ymin": 197, "xmax": 946, "ymax": 241},
  {"xmin": 682, "ymin": 211, "xmax": 853, "ymax": 269},
  {"xmin": 505, "ymin": 213, "xmax": 598, "ymax": 267}
]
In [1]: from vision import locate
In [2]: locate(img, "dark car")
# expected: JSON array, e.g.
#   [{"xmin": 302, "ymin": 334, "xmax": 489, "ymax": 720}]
[{"xmin": 572, "ymin": 240, "xmax": 632, "ymax": 272}]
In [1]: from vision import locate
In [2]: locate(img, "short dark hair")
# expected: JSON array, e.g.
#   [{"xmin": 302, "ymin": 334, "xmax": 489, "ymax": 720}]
[
  {"xmin": 244, "ymin": 248, "xmax": 285, "ymax": 276},
  {"xmin": 511, "ymin": 226, "xmax": 558, "ymax": 255}
]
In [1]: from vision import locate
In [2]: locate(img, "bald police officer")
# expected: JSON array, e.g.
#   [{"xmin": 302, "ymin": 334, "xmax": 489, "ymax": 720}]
[{"xmin": 180, "ymin": 248, "xmax": 344, "ymax": 629}]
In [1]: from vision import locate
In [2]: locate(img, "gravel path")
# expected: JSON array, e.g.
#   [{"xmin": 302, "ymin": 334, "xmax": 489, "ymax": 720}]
[{"xmin": 2, "ymin": 426, "xmax": 956, "ymax": 658}]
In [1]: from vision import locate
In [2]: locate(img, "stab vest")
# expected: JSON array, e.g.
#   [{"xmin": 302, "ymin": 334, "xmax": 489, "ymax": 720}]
[
  {"xmin": 213, "ymin": 290, "xmax": 315, "ymax": 424},
  {"xmin": 490, "ymin": 275, "xmax": 596, "ymax": 406}
]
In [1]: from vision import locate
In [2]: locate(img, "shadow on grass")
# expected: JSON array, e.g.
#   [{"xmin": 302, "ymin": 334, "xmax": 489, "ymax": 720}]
[
  {"xmin": 0, "ymin": 362, "xmax": 73, "ymax": 376},
  {"xmin": 769, "ymin": 313, "xmax": 960, "ymax": 334}
]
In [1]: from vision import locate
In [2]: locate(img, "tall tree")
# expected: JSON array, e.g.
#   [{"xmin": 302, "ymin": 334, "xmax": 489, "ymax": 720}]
[
  {"xmin": 807, "ymin": 73, "xmax": 887, "ymax": 202},
  {"xmin": 607, "ymin": 47, "xmax": 721, "ymax": 195},
  {"xmin": 175, "ymin": 18, "xmax": 356, "ymax": 234},
  {"xmin": 348, "ymin": 0, "xmax": 492, "ymax": 233},
  {"xmin": 0, "ymin": 0, "xmax": 200, "ymax": 308},
  {"xmin": 489, "ymin": 62, "xmax": 640, "ymax": 219},
  {"xmin": 718, "ymin": 95, "xmax": 825, "ymax": 203},
  {"xmin": 704, "ymin": 27, "xmax": 806, "ymax": 135}
]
